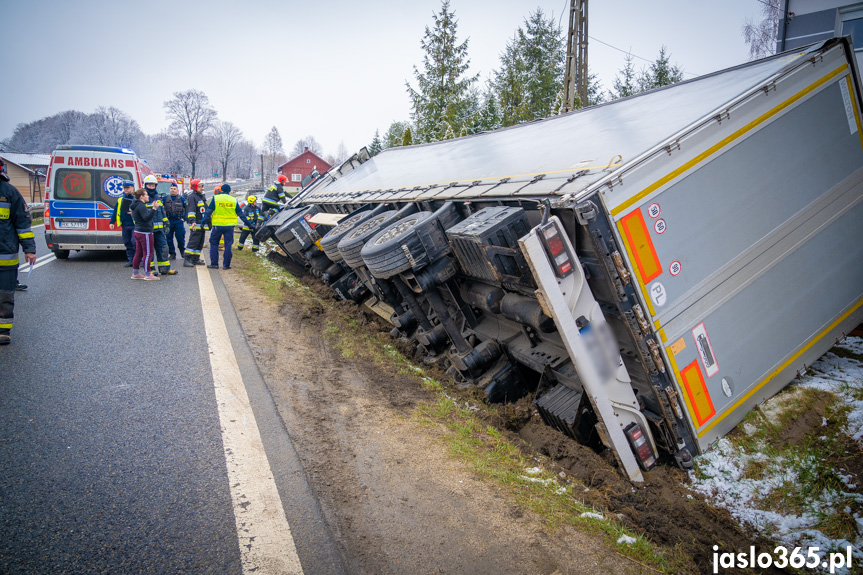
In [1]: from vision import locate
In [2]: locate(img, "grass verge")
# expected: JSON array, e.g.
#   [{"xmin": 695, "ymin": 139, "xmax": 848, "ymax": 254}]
[{"xmin": 231, "ymin": 243, "xmax": 690, "ymax": 573}]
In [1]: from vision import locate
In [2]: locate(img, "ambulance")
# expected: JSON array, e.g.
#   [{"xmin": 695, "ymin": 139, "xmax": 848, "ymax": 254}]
[{"xmin": 43, "ymin": 145, "xmax": 153, "ymax": 259}]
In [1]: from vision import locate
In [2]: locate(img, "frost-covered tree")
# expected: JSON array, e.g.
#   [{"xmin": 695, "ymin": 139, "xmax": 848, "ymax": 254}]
[
  {"xmin": 334, "ymin": 141, "xmax": 349, "ymax": 164},
  {"xmin": 609, "ymin": 52, "xmax": 638, "ymax": 100},
  {"xmin": 493, "ymin": 9, "xmax": 564, "ymax": 125},
  {"xmin": 263, "ymin": 126, "xmax": 284, "ymax": 181},
  {"xmin": 163, "ymin": 89, "xmax": 217, "ymax": 178},
  {"xmin": 477, "ymin": 84, "xmax": 502, "ymax": 132},
  {"xmin": 743, "ymin": 0, "xmax": 780, "ymax": 59},
  {"xmin": 402, "ymin": 126, "xmax": 413, "ymax": 146},
  {"xmin": 406, "ymin": 0, "xmax": 479, "ymax": 143},
  {"xmin": 636, "ymin": 46, "xmax": 684, "ymax": 92},
  {"xmin": 214, "ymin": 121, "xmax": 243, "ymax": 182},
  {"xmin": 83, "ymin": 106, "xmax": 145, "ymax": 149},
  {"xmin": 383, "ymin": 121, "xmax": 411, "ymax": 149},
  {"xmin": 290, "ymin": 135, "xmax": 323, "ymax": 158},
  {"xmin": 368, "ymin": 130, "xmax": 382, "ymax": 156}
]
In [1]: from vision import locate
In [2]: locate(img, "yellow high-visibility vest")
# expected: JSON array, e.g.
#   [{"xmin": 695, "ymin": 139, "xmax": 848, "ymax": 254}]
[{"xmin": 211, "ymin": 194, "xmax": 239, "ymax": 226}]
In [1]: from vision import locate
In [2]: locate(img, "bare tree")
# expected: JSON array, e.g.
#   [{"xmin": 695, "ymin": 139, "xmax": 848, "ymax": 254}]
[
  {"xmin": 163, "ymin": 89, "xmax": 217, "ymax": 178},
  {"xmin": 213, "ymin": 121, "xmax": 243, "ymax": 182},
  {"xmin": 290, "ymin": 135, "xmax": 323, "ymax": 158},
  {"xmin": 334, "ymin": 141, "xmax": 349, "ymax": 164},
  {"xmin": 83, "ymin": 106, "xmax": 145, "ymax": 149},
  {"xmin": 743, "ymin": 0, "xmax": 781, "ymax": 60},
  {"xmin": 263, "ymin": 126, "xmax": 284, "ymax": 181},
  {"xmin": 233, "ymin": 139, "xmax": 258, "ymax": 179}
]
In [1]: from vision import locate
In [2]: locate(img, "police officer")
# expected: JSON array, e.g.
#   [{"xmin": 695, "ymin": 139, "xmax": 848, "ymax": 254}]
[
  {"xmin": 0, "ymin": 158, "xmax": 36, "ymax": 345},
  {"xmin": 236, "ymin": 195, "xmax": 262, "ymax": 252},
  {"xmin": 163, "ymin": 182, "xmax": 186, "ymax": 259},
  {"xmin": 183, "ymin": 178, "xmax": 208, "ymax": 267},
  {"xmin": 109, "ymin": 180, "xmax": 136, "ymax": 267},
  {"xmin": 203, "ymin": 184, "xmax": 250, "ymax": 270},
  {"xmin": 261, "ymin": 174, "xmax": 288, "ymax": 216},
  {"xmin": 143, "ymin": 175, "xmax": 176, "ymax": 276}
]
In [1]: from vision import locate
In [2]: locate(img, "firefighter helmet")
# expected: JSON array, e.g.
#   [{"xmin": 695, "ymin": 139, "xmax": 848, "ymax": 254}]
[
  {"xmin": 247, "ymin": 195, "xmax": 257, "ymax": 204},
  {"xmin": 143, "ymin": 174, "xmax": 158, "ymax": 185},
  {"xmin": 190, "ymin": 178, "xmax": 203, "ymax": 191},
  {"xmin": 277, "ymin": 174, "xmax": 287, "ymax": 184}
]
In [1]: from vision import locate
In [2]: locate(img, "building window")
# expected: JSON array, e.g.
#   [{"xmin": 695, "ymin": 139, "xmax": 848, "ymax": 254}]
[
  {"xmin": 306, "ymin": 159, "xmax": 311, "ymax": 163},
  {"xmin": 840, "ymin": 6, "xmax": 863, "ymax": 52},
  {"xmin": 292, "ymin": 174, "xmax": 302, "ymax": 182}
]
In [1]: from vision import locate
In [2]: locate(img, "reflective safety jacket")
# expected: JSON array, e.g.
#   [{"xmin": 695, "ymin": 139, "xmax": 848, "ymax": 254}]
[
  {"xmin": 0, "ymin": 180, "xmax": 36, "ymax": 269},
  {"xmin": 112, "ymin": 193, "xmax": 135, "ymax": 227},
  {"xmin": 241, "ymin": 203, "xmax": 262, "ymax": 231},
  {"xmin": 146, "ymin": 192, "xmax": 169, "ymax": 231},
  {"xmin": 262, "ymin": 183, "xmax": 285, "ymax": 209},
  {"xmin": 205, "ymin": 192, "xmax": 250, "ymax": 228},
  {"xmin": 186, "ymin": 190, "xmax": 209, "ymax": 229}
]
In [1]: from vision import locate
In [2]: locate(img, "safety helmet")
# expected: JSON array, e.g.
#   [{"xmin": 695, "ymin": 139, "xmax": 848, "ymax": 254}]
[
  {"xmin": 214, "ymin": 185, "xmax": 221, "ymax": 193},
  {"xmin": 143, "ymin": 174, "xmax": 158, "ymax": 186},
  {"xmin": 277, "ymin": 174, "xmax": 287, "ymax": 184},
  {"xmin": 247, "ymin": 195, "xmax": 257, "ymax": 204},
  {"xmin": 190, "ymin": 178, "xmax": 203, "ymax": 191}
]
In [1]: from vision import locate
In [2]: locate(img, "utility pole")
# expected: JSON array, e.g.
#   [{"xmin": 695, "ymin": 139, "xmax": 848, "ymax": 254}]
[{"xmin": 562, "ymin": 0, "xmax": 588, "ymax": 113}]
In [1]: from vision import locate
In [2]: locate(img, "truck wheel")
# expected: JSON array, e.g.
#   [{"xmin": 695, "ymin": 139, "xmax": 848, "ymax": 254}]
[
  {"xmin": 53, "ymin": 249, "xmax": 70, "ymax": 260},
  {"xmin": 337, "ymin": 210, "xmax": 400, "ymax": 269},
  {"xmin": 361, "ymin": 203, "xmax": 461, "ymax": 279},
  {"xmin": 361, "ymin": 212, "xmax": 435, "ymax": 278},
  {"xmin": 320, "ymin": 209, "xmax": 375, "ymax": 262}
]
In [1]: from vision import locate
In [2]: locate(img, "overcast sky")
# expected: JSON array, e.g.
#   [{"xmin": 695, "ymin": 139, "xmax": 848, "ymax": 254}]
[{"xmin": 3, "ymin": 0, "xmax": 765, "ymax": 158}]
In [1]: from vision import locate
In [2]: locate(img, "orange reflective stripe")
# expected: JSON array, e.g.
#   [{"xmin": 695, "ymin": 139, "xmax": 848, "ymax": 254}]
[
  {"xmin": 620, "ymin": 208, "xmax": 662, "ymax": 284},
  {"xmin": 680, "ymin": 360, "xmax": 715, "ymax": 426}
]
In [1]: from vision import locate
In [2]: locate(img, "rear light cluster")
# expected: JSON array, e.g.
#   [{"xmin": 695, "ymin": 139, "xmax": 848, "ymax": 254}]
[
  {"xmin": 624, "ymin": 422, "xmax": 656, "ymax": 470},
  {"xmin": 539, "ymin": 221, "xmax": 573, "ymax": 277}
]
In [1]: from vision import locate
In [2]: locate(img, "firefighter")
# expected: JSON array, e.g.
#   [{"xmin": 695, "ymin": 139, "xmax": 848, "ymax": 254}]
[
  {"xmin": 261, "ymin": 174, "xmax": 288, "ymax": 216},
  {"xmin": 143, "ymin": 175, "xmax": 176, "ymax": 276},
  {"xmin": 109, "ymin": 180, "xmax": 136, "ymax": 267},
  {"xmin": 163, "ymin": 182, "xmax": 186, "ymax": 259},
  {"xmin": 183, "ymin": 178, "xmax": 208, "ymax": 267},
  {"xmin": 0, "ymin": 158, "xmax": 37, "ymax": 345},
  {"xmin": 236, "ymin": 195, "xmax": 262, "ymax": 252},
  {"xmin": 203, "ymin": 184, "xmax": 250, "ymax": 270}
]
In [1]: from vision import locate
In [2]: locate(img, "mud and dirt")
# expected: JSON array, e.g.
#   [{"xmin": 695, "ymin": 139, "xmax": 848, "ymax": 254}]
[{"xmin": 222, "ymin": 261, "xmax": 796, "ymax": 575}]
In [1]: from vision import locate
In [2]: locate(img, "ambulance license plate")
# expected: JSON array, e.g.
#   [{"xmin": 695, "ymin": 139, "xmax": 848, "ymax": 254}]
[{"xmin": 58, "ymin": 219, "xmax": 88, "ymax": 229}]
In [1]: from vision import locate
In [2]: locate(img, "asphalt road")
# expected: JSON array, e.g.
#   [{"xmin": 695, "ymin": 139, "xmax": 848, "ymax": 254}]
[{"xmin": 0, "ymin": 228, "xmax": 345, "ymax": 574}]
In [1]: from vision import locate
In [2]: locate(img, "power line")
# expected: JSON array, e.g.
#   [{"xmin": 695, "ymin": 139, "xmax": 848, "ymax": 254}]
[{"xmin": 589, "ymin": 35, "xmax": 701, "ymax": 77}]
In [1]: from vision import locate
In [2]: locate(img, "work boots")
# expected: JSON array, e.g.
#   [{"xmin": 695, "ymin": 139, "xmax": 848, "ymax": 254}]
[{"xmin": 183, "ymin": 256, "xmax": 195, "ymax": 268}]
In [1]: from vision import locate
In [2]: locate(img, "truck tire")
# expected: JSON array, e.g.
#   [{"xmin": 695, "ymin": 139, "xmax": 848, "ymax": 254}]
[
  {"xmin": 361, "ymin": 203, "xmax": 461, "ymax": 279},
  {"xmin": 337, "ymin": 210, "xmax": 400, "ymax": 269},
  {"xmin": 53, "ymin": 249, "xmax": 70, "ymax": 260},
  {"xmin": 320, "ymin": 209, "xmax": 375, "ymax": 262}
]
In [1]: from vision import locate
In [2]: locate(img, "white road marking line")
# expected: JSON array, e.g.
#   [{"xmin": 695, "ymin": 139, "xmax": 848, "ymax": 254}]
[
  {"xmin": 196, "ymin": 266, "xmax": 303, "ymax": 575},
  {"xmin": 19, "ymin": 255, "xmax": 56, "ymax": 270}
]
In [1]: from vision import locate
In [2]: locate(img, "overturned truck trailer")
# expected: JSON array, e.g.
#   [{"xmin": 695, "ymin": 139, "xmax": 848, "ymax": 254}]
[{"xmin": 260, "ymin": 39, "xmax": 863, "ymax": 482}]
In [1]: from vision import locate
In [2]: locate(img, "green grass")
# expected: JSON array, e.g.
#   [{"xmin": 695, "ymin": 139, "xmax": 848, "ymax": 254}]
[
  {"xmin": 30, "ymin": 217, "xmax": 44, "ymax": 226},
  {"xmin": 231, "ymin": 245, "xmax": 691, "ymax": 574}
]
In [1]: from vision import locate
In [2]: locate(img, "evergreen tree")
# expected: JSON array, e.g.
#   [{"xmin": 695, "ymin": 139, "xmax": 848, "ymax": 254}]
[
  {"xmin": 383, "ymin": 121, "xmax": 410, "ymax": 149},
  {"xmin": 368, "ymin": 130, "xmax": 383, "ymax": 156},
  {"xmin": 459, "ymin": 124, "xmax": 468, "ymax": 138},
  {"xmin": 494, "ymin": 33, "xmax": 528, "ymax": 126},
  {"xmin": 405, "ymin": 0, "xmax": 479, "ymax": 143},
  {"xmin": 402, "ymin": 126, "xmax": 413, "ymax": 146},
  {"xmin": 609, "ymin": 52, "xmax": 638, "ymax": 100},
  {"xmin": 478, "ymin": 83, "xmax": 502, "ymax": 131},
  {"xmin": 637, "ymin": 46, "xmax": 684, "ymax": 92},
  {"xmin": 443, "ymin": 122, "xmax": 456, "ymax": 141},
  {"xmin": 521, "ymin": 9, "xmax": 565, "ymax": 119}
]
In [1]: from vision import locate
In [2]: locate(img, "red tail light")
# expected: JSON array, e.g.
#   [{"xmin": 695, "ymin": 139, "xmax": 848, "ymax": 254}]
[
  {"xmin": 539, "ymin": 221, "xmax": 574, "ymax": 277},
  {"xmin": 624, "ymin": 422, "xmax": 656, "ymax": 471}
]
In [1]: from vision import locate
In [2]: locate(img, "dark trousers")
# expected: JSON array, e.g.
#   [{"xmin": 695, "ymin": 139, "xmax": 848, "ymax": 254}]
[
  {"xmin": 122, "ymin": 225, "xmax": 135, "ymax": 262},
  {"xmin": 166, "ymin": 219, "xmax": 185, "ymax": 256},
  {"xmin": 209, "ymin": 227, "xmax": 234, "ymax": 267},
  {"xmin": 151, "ymin": 229, "xmax": 171, "ymax": 271},
  {"xmin": 0, "ymin": 267, "xmax": 18, "ymax": 335},
  {"xmin": 132, "ymin": 231, "xmax": 154, "ymax": 272},
  {"xmin": 185, "ymin": 227, "xmax": 205, "ymax": 259},
  {"xmin": 238, "ymin": 228, "xmax": 260, "ymax": 251}
]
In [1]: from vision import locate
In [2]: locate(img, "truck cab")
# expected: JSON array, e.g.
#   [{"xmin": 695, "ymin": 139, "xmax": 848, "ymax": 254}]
[{"xmin": 44, "ymin": 145, "xmax": 151, "ymax": 259}]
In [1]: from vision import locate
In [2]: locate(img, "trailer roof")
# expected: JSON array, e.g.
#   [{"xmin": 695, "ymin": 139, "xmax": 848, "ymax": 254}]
[{"xmin": 306, "ymin": 41, "xmax": 841, "ymax": 205}]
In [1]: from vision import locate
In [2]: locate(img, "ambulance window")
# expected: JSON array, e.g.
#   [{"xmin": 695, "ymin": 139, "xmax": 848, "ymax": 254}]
[
  {"xmin": 54, "ymin": 169, "xmax": 93, "ymax": 200},
  {"xmin": 97, "ymin": 170, "xmax": 133, "ymax": 208}
]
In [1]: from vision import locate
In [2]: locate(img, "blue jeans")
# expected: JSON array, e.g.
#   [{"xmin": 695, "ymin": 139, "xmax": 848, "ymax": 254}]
[
  {"xmin": 166, "ymin": 219, "xmax": 185, "ymax": 256},
  {"xmin": 209, "ymin": 227, "xmax": 235, "ymax": 267}
]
